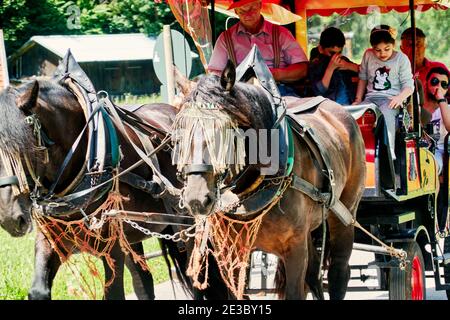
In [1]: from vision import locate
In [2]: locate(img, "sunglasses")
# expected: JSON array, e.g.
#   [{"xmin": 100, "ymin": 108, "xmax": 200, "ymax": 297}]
[{"xmin": 430, "ymin": 77, "xmax": 449, "ymax": 89}]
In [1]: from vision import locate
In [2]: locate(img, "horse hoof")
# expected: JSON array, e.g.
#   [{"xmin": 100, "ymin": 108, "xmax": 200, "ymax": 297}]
[{"xmin": 28, "ymin": 289, "xmax": 51, "ymax": 300}]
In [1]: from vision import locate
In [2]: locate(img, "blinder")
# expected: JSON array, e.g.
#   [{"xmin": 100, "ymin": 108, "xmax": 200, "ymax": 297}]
[
  {"xmin": 0, "ymin": 176, "xmax": 19, "ymax": 188},
  {"xmin": 183, "ymin": 164, "xmax": 214, "ymax": 175}
]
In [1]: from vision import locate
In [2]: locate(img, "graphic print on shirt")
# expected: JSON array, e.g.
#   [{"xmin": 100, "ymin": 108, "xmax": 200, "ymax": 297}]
[{"xmin": 373, "ymin": 66, "xmax": 392, "ymax": 91}]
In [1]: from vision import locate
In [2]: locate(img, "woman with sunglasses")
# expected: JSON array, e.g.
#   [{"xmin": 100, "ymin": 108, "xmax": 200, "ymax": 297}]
[{"xmin": 423, "ymin": 65, "xmax": 450, "ymax": 174}]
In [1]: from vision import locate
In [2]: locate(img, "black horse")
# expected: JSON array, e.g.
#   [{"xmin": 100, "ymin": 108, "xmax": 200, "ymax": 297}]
[{"xmin": 0, "ymin": 73, "xmax": 228, "ymax": 300}]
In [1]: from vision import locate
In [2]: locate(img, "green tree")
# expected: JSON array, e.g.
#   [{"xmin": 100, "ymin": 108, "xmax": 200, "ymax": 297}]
[
  {"xmin": 1, "ymin": 0, "xmax": 177, "ymax": 57},
  {"xmin": 1, "ymin": 0, "xmax": 69, "ymax": 56}
]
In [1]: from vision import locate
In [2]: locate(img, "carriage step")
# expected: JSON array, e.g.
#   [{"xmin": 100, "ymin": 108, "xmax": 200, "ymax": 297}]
[{"xmin": 434, "ymin": 253, "xmax": 450, "ymax": 265}]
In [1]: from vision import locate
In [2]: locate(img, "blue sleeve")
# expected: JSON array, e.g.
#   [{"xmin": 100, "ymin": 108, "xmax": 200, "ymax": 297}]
[{"xmin": 309, "ymin": 59, "xmax": 329, "ymax": 95}]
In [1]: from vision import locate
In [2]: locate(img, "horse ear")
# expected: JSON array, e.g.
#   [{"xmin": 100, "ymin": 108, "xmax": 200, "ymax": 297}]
[
  {"xmin": 220, "ymin": 60, "xmax": 236, "ymax": 92},
  {"xmin": 17, "ymin": 80, "xmax": 39, "ymax": 111},
  {"xmin": 174, "ymin": 65, "xmax": 196, "ymax": 97}
]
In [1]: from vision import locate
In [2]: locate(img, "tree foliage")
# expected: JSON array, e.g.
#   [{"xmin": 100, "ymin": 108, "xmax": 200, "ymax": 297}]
[
  {"xmin": 1, "ymin": 0, "xmax": 176, "ymax": 56},
  {"xmin": 1, "ymin": 0, "xmax": 69, "ymax": 56}
]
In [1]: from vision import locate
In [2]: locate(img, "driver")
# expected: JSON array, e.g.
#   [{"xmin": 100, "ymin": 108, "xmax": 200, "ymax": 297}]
[{"xmin": 203, "ymin": 0, "xmax": 309, "ymax": 96}]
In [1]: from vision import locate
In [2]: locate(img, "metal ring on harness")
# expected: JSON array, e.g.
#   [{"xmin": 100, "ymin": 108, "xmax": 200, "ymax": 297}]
[{"xmin": 96, "ymin": 90, "xmax": 109, "ymax": 100}]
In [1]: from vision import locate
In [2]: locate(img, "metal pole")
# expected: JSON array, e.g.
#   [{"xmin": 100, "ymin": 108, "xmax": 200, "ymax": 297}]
[
  {"xmin": 163, "ymin": 25, "xmax": 175, "ymax": 105},
  {"xmin": 211, "ymin": 0, "xmax": 216, "ymax": 46},
  {"xmin": 409, "ymin": 0, "xmax": 420, "ymax": 134},
  {"xmin": 353, "ymin": 243, "xmax": 404, "ymax": 257},
  {"xmin": 0, "ymin": 30, "xmax": 9, "ymax": 89}
]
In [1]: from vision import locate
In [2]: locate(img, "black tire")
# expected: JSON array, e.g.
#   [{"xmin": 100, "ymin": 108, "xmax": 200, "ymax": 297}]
[
  {"xmin": 444, "ymin": 237, "xmax": 450, "ymax": 300},
  {"xmin": 389, "ymin": 241, "xmax": 426, "ymax": 300}
]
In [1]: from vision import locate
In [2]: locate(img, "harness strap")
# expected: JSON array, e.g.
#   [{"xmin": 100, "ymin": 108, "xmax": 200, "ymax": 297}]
[
  {"xmin": 115, "ymin": 105, "xmax": 167, "ymax": 137},
  {"xmin": 224, "ymin": 29, "xmax": 237, "ymax": 67},
  {"xmin": 46, "ymin": 103, "xmax": 104, "ymax": 197},
  {"xmin": 119, "ymin": 171, "xmax": 159, "ymax": 194},
  {"xmin": 38, "ymin": 136, "xmax": 172, "ymax": 212},
  {"xmin": 103, "ymin": 98, "xmax": 178, "ymax": 196},
  {"xmin": 124, "ymin": 113, "xmax": 180, "ymax": 216},
  {"xmin": 291, "ymin": 175, "xmax": 354, "ymax": 226},
  {"xmin": 291, "ymin": 175, "xmax": 330, "ymax": 203}
]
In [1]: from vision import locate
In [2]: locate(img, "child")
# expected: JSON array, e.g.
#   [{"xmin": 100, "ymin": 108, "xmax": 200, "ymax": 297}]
[
  {"xmin": 309, "ymin": 27, "xmax": 359, "ymax": 105},
  {"xmin": 354, "ymin": 25, "xmax": 414, "ymax": 161}
]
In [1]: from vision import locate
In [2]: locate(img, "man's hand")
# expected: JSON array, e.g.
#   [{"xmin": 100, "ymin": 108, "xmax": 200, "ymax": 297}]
[
  {"xmin": 389, "ymin": 95, "xmax": 404, "ymax": 109},
  {"xmin": 433, "ymin": 87, "xmax": 447, "ymax": 101}
]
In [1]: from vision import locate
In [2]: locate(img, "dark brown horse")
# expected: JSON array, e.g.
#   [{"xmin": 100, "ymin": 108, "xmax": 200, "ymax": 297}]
[
  {"xmin": 173, "ymin": 63, "xmax": 366, "ymax": 300},
  {"xmin": 0, "ymin": 77, "xmax": 228, "ymax": 300}
]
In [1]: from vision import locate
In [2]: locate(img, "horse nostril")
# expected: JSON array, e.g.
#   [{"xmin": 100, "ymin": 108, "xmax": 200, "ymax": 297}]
[
  {"xmin": 189, "ymin": 200, "xmax": 203, "ymax": 214},
  {"xmin": 203, "ymin": 194, "xmax": 214, "ymax": 208},
  {"xmin": 17, "ymin": 215, "xmax": 29, "ymax": 233}
]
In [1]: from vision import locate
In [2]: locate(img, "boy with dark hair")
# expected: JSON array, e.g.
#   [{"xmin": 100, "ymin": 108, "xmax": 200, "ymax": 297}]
[{"xmin": 309, "ymin": 27, "xmax": 359, "ymax": 105}]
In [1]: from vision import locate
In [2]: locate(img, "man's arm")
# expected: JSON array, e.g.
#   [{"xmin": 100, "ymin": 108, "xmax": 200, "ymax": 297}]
[
  {"xmin": 270, "ymin": 62, "xmax": 308, "ymax": 83},
  {"xmin": 207, "ymin": 32, "xmax": 229, "ymax": 75}
]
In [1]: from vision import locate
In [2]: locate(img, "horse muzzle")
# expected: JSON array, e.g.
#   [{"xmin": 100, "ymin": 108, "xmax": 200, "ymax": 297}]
[
  {"xmin": 0, "ymin": 208, "xmax": 33, "ymax": 237},
  {"xmin": 183, "ymin": 172, "xmax": 217, "ymax": 217}
]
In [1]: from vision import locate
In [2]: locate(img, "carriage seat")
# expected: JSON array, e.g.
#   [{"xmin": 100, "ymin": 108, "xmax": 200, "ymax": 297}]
[{"xmin": 345, "ymin": 103, "xmax": 382, "ymax": 122}]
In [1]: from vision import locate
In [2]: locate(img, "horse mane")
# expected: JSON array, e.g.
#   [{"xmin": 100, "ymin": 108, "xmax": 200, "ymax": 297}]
[{"xmin": 183, "ymin": 74, "xmax": 274, "ymax": 130}]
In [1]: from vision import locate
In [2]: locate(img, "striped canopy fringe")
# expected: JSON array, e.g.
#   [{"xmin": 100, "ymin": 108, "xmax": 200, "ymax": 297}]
[{"xmin": 172, "ymin": 103, "xmax": 246, "ymax": 175}]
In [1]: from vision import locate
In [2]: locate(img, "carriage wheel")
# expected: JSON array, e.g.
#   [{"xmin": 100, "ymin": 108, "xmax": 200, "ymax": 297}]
[
  {"xmin": 444, "ymin": 237, "xmax": 450, "ymax": 300},
  {"xmin": 389, "ymin": 241, "xmax": 426, "ymax": 300}
]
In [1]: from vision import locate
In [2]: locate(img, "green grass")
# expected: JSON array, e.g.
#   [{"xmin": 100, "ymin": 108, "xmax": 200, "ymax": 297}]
[
  {"xmin": 0, "ymin": 226, "xmax": 170, "ymax": 300},
  {"xmin": 112, "ymin": 94, "xmax": 162, "ymax": 106}
]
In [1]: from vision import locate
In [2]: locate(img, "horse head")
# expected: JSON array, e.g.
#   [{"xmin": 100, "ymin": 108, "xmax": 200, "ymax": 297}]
[
  {"xmin": 173, "ymin": 61, "xmax": 274, "ymax": 217},
  {"xmin": 0, "ymin": 78, "xmax": 86, "ymax": 235}
]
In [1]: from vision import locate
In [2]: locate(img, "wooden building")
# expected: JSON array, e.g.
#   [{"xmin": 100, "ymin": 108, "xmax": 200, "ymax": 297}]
[{"xmin": 7, "ymin": 33, "xmax": 198, "ymax": 96}]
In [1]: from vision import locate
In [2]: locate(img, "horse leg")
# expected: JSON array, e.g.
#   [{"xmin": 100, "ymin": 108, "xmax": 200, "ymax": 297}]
[
  {"xmin": 28, "ymin": 229, "xmax": 62, "ymax": 300},
  {"xmin": 327, "ymin": 213, "xmax": 354, "ymax": 300},
  {"xmin": 102, "ymin": 242, "xmax": 125, "ymax": 300},
  {"xmin": 125, "ymin": 242, "xmax": 155, "ymax": 300},
  {"xmin": 283, "ymin": 238, "xmax": 309, "ymax": 300},
  {"xmin": 305, "ymin": 232, "xmax": 325, "ymax": 300}
]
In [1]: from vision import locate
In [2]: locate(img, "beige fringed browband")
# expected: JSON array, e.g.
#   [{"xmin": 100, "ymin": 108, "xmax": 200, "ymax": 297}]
[
  {"xmin": 0, "ymin": 146, "xmax": 30, "ymax": 195},
  {"xmin": 172, "ymin": 102, "xmax": 246, "ymax": 175}
]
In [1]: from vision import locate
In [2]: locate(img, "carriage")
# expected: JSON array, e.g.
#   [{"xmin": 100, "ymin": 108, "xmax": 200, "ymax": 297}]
[{"xmin": 167, "ymin": 0, "xmax": 450, "ymax": 300}]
